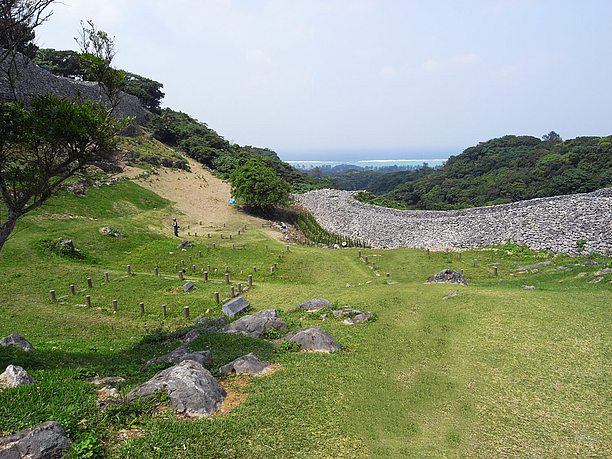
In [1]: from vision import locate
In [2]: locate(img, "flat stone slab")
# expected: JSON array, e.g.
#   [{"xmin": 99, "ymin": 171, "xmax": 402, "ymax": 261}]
[
  {"xmin": 146, "ymin": 345, "xmax": 212, "ymax": 367},
  {"xmin": 177, "ymin": 240, "xmax": 193, "ymax": 249},
  {"xmin": 222, "ymin": 296, "xmax": 249, "ymax": 318},
  {"xmin": 126, "ymin": 360, "xmax": 226, "ymax": 418},
  {"xmin": 344, "ymin": 312, "xmax": 373, "ymax": 325},
  {"xmin": 295, "ymin": 298, "xmax": 332, "ymax": 312},
  {"xmin": 0, "ymin": 365, "xmax": 35, "ymax": 388},
  {"xmin": 331, "ymin": 308, "xmax": 363, "ymax": 318},
  {"xmin": 595, "ymin": 268, "xmax": 612, "ymax": 276},
  {"xmin": 286, "ymin": 327, "xmax": 342, "ymax": 353},
  {"xmin": 222, "ymin": 309, "xmax": 287, "ymax": 338},
  {"xmin": 219, "ymin": 353, "xmax": 271, "ymax": 377},
  {"xmin": 0, "ymin": 421, "xmax": 72, "ymax": 459},
  {"xmin": 0, "ymin": 333, "xmax": 35, "ymax": 352},
  {"xmin": 183, "ymin": 281, "xmax": 195, "ymax": 292},
  {"xmin": 425, "ymin": 269, "xmax": 467, "ymax": 285}
]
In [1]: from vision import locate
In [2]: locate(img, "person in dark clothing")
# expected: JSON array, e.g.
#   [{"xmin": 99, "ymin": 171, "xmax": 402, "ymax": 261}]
[{"xmin": 172, "ymin": 218, "xmax": 180, "ymax": 237}]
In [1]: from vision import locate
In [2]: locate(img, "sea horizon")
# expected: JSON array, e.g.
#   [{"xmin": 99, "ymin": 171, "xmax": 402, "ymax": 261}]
[{"xmin": 286, "ymin": 158, "xmax": 447, "ymax": 169}]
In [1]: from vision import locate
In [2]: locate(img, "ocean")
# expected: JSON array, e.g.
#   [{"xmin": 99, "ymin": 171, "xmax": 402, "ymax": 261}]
[{"xmin": 286, "ymin": 159, "xmax": 447, "ymax": 170}]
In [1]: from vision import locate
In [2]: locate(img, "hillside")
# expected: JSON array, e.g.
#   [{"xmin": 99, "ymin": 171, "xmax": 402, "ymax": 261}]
[{"xmin": 335, "ymin": 135, "xmax": 612, "ymax": 210}]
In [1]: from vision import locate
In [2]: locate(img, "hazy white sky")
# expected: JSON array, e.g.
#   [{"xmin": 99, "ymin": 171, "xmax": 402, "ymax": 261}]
[{"xmin": 37, "ymin": 0, "xmax": 612, "ymax": 160}]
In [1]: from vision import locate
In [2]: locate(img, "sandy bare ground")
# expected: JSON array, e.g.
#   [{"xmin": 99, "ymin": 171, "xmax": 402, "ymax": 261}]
[{"xmin": 121, "ymin": 160, "xmax": 280, "ymax": 238}]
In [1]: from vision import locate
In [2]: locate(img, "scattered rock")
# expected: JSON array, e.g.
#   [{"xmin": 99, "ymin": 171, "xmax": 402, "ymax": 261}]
[
  {"xmin": 100, "ymin": 226, "xmax": 125, "ymax": 238},
  {"xmin": 555, "ymin": 266, "xmax": 571, "ymax": 271},
  {"xmin": 521, "ymin": 285, "xmax": 537, "ymax": 290},
  {"xmin": 285, "ymin": 327, "xmax": 342, "ymax": 353},
  {"xmin": 146, "ymin": 345, "xmax": 212, "ymax": 367},
  {"xmin": 0, "ymin": 333, "xmax": 35, "ymax": 352},
  {"xmin": 193, "ymin": 316, "xmax": 226, "ymax": 331},
  {"xmin": 182, "ymin": 329, "xmax": 200, "ymax": 344},
  {"xmin": 344, "ymin": 312, "xmax": 373, "ymax": 325},
  {"xmin": 331, "ymin": 308, "xmax": 363, "ymax": 318},
  {"xmin": 96, "ymin": 386, "xmax": 122, "ymax": 409},
  {"xmin": 443, "ymin": 290, "xmax": 459, "ymax": 300},
  {"xmin": 89, "ymin": 376, "xmax": 125, "ymax": 386},
  {"xmin": 126, "ymin": 360, "xmax": 226, "ymax": 418},
  {"xmin": 595, "ymin": 268, "xmax": 612, "ymax": 276},
  {"xmin": 425, "ymin": 269, "xmax": 467, "ymax": 285},
  {"xmin": 222, "ymin": 309, "xmax": 287, "ymax": 338},
  {"xmin": 0, "ymin": 421, "xmax": 72, "ymax": 459},
  {"xmin": 516, "ymin": 261, "xmax": 551, "ymax": 270},
  {"xmin": 590, "ymin": 276, "xmax": 604, "ymax": 284},
  {"xmin": 177, "ymin": 240, "xmax": 193, "ymax": 249},
  {"xmin": 183, "ymin": 281, "xmax": 195, "ymax": 292},
  {"xmin": 219, "ymin": 353, "xmax": 271, "ymax": 377},
  {"xmin": 222, "ymin": 296, "xmax": 249, "ymax": 318},
  {"xmin": 0, "ymin": 365, "xmax": 35, "ymax": 388},
  {"xmin": 295, "ymin": 298, "xmax": 332, "ymax": 312}
]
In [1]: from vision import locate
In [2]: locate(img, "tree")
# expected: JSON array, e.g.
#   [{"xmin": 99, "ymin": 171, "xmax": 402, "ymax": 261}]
[
  {"xmin": 0, "ymin": 0, "xmax": 53, "ymax": 64},
  {"xmin": 230, "ymin": 158, "xmax": 291, "ymax": 211},
  {"xmin": 542, "ymin": 131, "xmax": 562, "ymax": 144},
  {"xmin": 123, "ymin": 72, "xmax": 164, "ymax": 112},
  {"xmin": 75, "ymin": 20, "xmax": 125, "ymax": 113},
  {"xmin": 0, "ymin": 94, "xmax": 123, "ymax": 251}
]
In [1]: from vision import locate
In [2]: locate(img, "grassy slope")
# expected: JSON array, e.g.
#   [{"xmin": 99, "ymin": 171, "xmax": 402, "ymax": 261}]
[{"xmin": 0, "ymin": 181, "xmax": 610, "ymax": 458}]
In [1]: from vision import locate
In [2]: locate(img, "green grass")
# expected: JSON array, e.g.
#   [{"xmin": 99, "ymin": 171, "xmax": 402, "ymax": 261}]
[{"xmin": 0, "ymin": 181, "xmax": 610, "ymax": 458}]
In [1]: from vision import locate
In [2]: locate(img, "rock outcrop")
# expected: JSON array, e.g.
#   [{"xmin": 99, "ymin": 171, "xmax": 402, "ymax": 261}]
[
  {"xmin": 0, "ymin": 421, "xmax": 72, "ymax": 459},
  {"xmin": 219, "ymin": 353, "xmax": 271, "ymax": 377},
  {"xmin": 0, "ymin": 333, "xmax": 35, "ymax": 352},
  {"xmin": 285, "ymin": 327, "xmax": 342, "ymax": 353},
  {"xmin": 222, "ymin": 309, "xmax": 287, "ymax": 338}
]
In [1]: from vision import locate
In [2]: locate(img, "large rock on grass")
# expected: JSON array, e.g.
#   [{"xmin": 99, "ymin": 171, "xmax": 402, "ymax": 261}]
[
  {"xmin": 0, "ymin": 365, "xmax": 35, "ymax": 389},
  {"xmin": 286, "ymin": 327, "xmax": 342, "ymax": 353},
  {"xmin": 0, "ymin": 421, "xmax": 72, "ymax": 459},
  {"xmin": 146, "ymin": 345, "xmax": 212, "ymax": 367},
  {"xmin": 219, "ymin": 353, "xmax": 271, "ymax": 377},
  {"xmin": 222, "ymin": 296, "xmax": 249, "ymax": 318},
  {"xmin": 126, "ymin": 360, "xmax": 226, "ymax": 418},
  {"xmin": 295, "ymin": 298, "xmax": 332, "ymax": 312},
  {"xmin": 425, "ymin": 269, "xmax": 467, "ymax": 285},
  {"xmin": 221, "ymin": 309, "xmax": 287, "ymax": 338},
  {"xmin": 0, "ymin": 333, "xmax": 35, "ymax": 352}
]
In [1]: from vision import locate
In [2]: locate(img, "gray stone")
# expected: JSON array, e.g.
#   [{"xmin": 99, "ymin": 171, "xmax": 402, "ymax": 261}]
[
  {"xmin": 555, "ymin": 266, "xmax": 572, "ymax": 271},
  {"xmin": 222, "ymin": 296, "xmax": 249, "ymax": 318},
  {"xmin": 183, "ymin": 281, "xmax": 195, "ymax": 292},
  {"xmin": 146, "ymin": 345, "xmax": 212, "ymax": 367},
  {"xmin": 177, "ymin": 240, "xmax": 193, "ymax": 249},
  {"xmin": 100, "ymin": 226, "xmax": 125, "ymax": 238},
  {"xmin": 0, "ymin": 365, "xmax": 35, "ymax": 388},
  {"xmin": 425, "ymin": 269, "xmax": 467, "ymax": 285},
  {"xmin": 0, "ymin": 333, "xmax": 35, "ymax": 352},
  {"xmin": 296, "ymin": 298, "xmax": 332, "ymax": 312},
  {"xmin": 286, "ymin": 327, "xmax": 342, "ymax": 353},
  {"xmin": 182, "ymin": 329, "xmax": 200, "ymax": 344},
  {"xmin": 89, "ymin": 376, "xmax": 125, "ymax": 386},
  {"xmin": 219, "ymin": 353, "xmax": 271, "ymax": 377},
  {"xmin": 521, "ymin": 285, "xmax": 537, "ymax": 290},
  {"xmin": 0, "ymin": 421, "xmax": 71, "ymax": 459},
  {"xmin": 443, "ymin": 290, "xmax": 459, "ymax": 299},
  {"xmin": 96, "ymin": 386, "xmax": 122, "ymax": 409},
  {"xmin": 590, "ymin": 276, "xmax": 604, "ymax": 284},
  {"xmin": 516, "ymin": 261, "xmax": 552, "ymax": 271},
  {"xmin": 126, "ymin": 360, "xmax": 226, "ymax": 418},
  {"xmin": 331, "ymin": 308, "xmax": 362, "ymax": 318},
  {"xmin": 595, "ymin": 268, "xmax": 612, "ymax": 276},
  {"xmin": 221, "ymin": 309, "xmax": 287, "ymax": 338},
  {"xmin": 343, "ymin": 312, "xmax": 373, "ymax": 325}
]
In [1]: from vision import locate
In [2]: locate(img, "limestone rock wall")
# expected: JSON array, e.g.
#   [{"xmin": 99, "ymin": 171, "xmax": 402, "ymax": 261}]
[
  {"xmin": 0, "ymin": 52, "xmax": 146, "ymax": 123},
  {"xmin": 296, "ymin": 188, "xmax": 612, "ymax": 255}
]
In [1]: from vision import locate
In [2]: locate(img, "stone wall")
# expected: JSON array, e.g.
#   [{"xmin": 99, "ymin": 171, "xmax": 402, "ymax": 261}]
[
  {"xmin": 296, "ymin": 188, "xmax": 612, "ymax": 255},
  {"xmin": 0, "ymin": 52, "xmax": 146, "ymax": 123}
]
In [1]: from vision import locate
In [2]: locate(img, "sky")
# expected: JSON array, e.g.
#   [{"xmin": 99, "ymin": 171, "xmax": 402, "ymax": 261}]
[{"xmin": 36, "ymin": 0, "xmax": 612, "ymax": 160}]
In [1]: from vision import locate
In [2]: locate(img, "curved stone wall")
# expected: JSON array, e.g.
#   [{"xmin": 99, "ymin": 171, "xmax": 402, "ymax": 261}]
[{"xmin": 296, "ymin": 188, "xmax": 612, "ymax": 255}]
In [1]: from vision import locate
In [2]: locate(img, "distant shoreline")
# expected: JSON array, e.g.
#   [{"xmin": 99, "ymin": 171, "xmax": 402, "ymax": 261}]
[{"xmin": 286, "ymin": 159, "xmax": 447, "ymax": 169}]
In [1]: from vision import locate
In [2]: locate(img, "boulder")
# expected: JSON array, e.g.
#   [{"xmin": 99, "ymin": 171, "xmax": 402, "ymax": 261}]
[
  {"xmin": 295, "ymin": 298, "xmax": 332, "ymax": 312},
  {"xmin": 0, "ymin": 421, "xmax": 71, "ymax": 459},
  {"xmin": 0, "ymin": 365, "xmax": 35, "ymax": 388},
  {"xmin": 0, "ymin": 333, "xmax": 35, "ymax": 352},
  {"xmin": 286, "ymin": 327, "xmax": 342, "ymax": 353},
  {"xmin": 183, "ymin": 281, "xmax": 195, "ymax": 292},
  {"xmin": 100, "ymin": 226, "xmax": 125, "ymax": 238},
  {"xmin": 222, "ymin": 296, "xmax": 249, "ymax": 318},
  {"xmin": 425, "ymin": 269, "xmax": 467, "ymax": 285},
  {"xmin": 595, "ymin": 268, "xmax": 612, "ymax": 276},
  {"xmin": 146, "ymin": 345, "xmax": 212, "ymax": 367},
  {"xmin": 219, "ymin": 353, "xmax": 271, "ymax": 377},
  {"xmin": 343, "ymin": 312, "xmax": 373, "ymax": 325},
  {"xmin": 177, "ymin": 240, "xmax": 193, "ymax": 249},
  {"xmin": 222, "ymin": 309, "xmax": 287, "ymax": 338},
  {"xmin": 126, "ymin": 360, "xmax": 226, "ymax": 417}
]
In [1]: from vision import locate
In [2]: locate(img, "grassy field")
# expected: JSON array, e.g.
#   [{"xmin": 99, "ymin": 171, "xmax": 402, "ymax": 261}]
[{"xmin": 0, "ymin": 180, "xmax": 610, "ymax": 458}]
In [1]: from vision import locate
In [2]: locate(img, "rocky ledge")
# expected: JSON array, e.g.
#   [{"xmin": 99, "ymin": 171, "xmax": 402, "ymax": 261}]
[{"xmin": 296, "ymin": 188, "xmax": 612, "ymax": 255}]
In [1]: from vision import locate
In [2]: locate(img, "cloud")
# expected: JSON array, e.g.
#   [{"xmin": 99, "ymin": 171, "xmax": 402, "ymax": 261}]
[{"xmin": 453, "ymin": 53, "xmax": 480, "ymax": 65}]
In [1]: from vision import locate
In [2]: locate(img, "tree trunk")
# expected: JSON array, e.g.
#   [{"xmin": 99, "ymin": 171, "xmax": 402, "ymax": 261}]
[{"xmin": 0, "ymin": 211, "xmax": 19, "ymax": 253}]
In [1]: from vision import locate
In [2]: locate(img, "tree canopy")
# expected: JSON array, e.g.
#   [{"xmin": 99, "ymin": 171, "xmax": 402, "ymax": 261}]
[{"xmin": 230, "ymin": 158, "xmax": 291, "ymax": 211}]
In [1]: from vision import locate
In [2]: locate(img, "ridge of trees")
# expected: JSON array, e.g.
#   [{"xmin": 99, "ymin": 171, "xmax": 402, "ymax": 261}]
[{"xmin": 335, "ymin": 133, "xmax": 612, "ymax": 210}]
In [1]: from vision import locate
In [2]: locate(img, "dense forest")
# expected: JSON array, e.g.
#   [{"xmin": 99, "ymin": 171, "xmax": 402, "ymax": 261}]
[{"xmin": 336, "ymin": 134, "xmax": 612, "ymax": 210}]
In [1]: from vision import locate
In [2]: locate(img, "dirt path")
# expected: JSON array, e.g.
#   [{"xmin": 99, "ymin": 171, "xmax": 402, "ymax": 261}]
[{"xmin": 121, "ymin": 160, "xmax": 282, "ymax": 239}]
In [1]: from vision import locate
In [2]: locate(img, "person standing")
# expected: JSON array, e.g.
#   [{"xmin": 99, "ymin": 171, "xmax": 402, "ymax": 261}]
[{"xmin": 172, "ymin": 218, "xmax": 180, "ymax": 237}]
